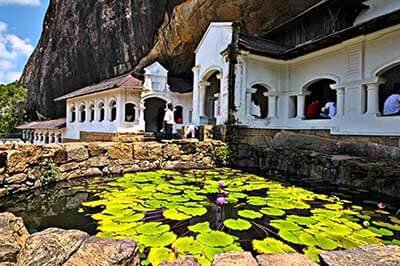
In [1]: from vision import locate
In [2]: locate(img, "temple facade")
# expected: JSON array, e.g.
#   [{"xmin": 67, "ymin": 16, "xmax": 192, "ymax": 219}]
[
  {"xmin": 55, "ymin": 62, "xmax": 192, "ymax": 141},
  {"xmin": 192, "ymin": 0, "xmax": 400, "ymax": 136},
  {"xmin": 16, "ymin": 0, "xmax": 400, "ymax": 142}
]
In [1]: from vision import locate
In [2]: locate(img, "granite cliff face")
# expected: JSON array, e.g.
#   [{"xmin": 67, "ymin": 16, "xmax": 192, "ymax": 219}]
[{"xmin": 19, "ymin": 0, "xmax": 319, "ymax": 118}]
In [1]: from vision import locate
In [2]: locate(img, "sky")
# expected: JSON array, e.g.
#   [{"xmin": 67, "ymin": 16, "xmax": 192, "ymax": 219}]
[{"xmin": 0, "ymin": 0, "xmax": 49, "ymax": 84}]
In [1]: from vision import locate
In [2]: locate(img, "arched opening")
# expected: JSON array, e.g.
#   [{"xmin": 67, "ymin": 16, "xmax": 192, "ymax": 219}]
[
  {"xmin": 98, "ymin": 102, "xmax": 105, "ymax": 122},
  {"xmin": 109, "ymin": 100, "xmax": 117, "ymax": 122},
  {"xmin": 201, "ymin": 71, "xmax": 221, "ymax": 125},
  {"xmin": 174, "ymin": 106, "xmax": 183, "ymax": 124},
  {"xmin": 250, "ymin": 84, "xmax": 269, "ymax": 119},
  {"xmin": 39, "ymin": 133, "xmax": 44, "ymax": 142},
  {"xmin": 57, "ymin": 134, "xmax": 62, "ymax": 143},
  {"xmin": 378, "ymin": 64, "xmax": 400, "ymax": 116},
  {"xmin": 88, "ymin": 103, "xmax": 95, "ymax": 122},
  {"xmin": 50, "ymin": 134, "xmax": 55, "ymax": 143},
  {"xmin": 125, "ymin": 103, "xmax": 136, "ymax": 122},
  {"xmin": 79, "ymin": 104, "xmax": 86, "ymax": 123},
  {"xmin": 44, "ymin": 133, "xmax": 49, "ymax": 144},
  {"xmin": 69, "ymin": 106, "xmax": 76, "ymax": 123},
  {"xmin": 144, "ymin": 98, "xmax": 167, "ymax": 132},
  {"xmin": 304, "ymin": 79, "xmax": 337, "ymax": 119}
]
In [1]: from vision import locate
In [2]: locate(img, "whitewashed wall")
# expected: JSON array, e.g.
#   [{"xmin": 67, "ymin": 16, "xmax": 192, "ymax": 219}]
[{"xmin": 193, "ymin": 22, "xmax": 233, "ymax": 125}]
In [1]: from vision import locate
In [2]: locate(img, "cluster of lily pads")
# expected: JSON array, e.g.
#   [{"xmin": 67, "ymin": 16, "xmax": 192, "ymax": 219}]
[{"xmin": 79, "ymin": 168, "xmax": 400, "ymax": 265}]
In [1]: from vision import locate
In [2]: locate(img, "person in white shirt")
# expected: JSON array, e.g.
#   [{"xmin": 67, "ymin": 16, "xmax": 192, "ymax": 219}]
[
  {"xmin": 163, "ymin": 103, "xmax": 175, "ymax": 139},
  {"xmin": 251, "ymin": 99, "xmax": 261, "ymax": 118},
  {"xmin": 320, "ymin": 98, "xmax": 336, "ymax": 119},
  {"xmin": 383, "ymin": 87, "xmax": 400, "ymax": 116}
]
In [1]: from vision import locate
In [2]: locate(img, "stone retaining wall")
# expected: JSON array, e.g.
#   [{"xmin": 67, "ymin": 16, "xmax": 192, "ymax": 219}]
[
  {"xmin": 228, "ymin": 128, "xmax": 400, "ymax": 198},
  {"xmin": 0, "ymin": 139, "xmax": 226, "ymax": 198}
]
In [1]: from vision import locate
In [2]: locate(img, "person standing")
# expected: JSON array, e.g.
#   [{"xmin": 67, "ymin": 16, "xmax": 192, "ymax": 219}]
[{"xmin": 163, "ymin": 103, "xmax": 175, "ymax": 140}]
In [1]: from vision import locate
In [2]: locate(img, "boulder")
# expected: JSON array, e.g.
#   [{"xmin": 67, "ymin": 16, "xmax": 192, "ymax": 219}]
[
  {"xmin": 0, "ymin": 213, "xmax": 29, "ymax": 264},
  {"xmin": 212, "ymin": 252, "xmax": 258, "ymax": 266},
  {"xmin": 319, "ymin": 245, "xmax": 400, "ymax": 266},
  {"xmin": 108, "ymin": 143, "xmax": 133, "ymax": 164},
  {"xmin": 161, "ymin": 256, "xmax": 199, "ymax": 266},
  {"xmin": 87, "ymin": 143, "xmax": 107, "ymax": 157},
  {"xmin": 6, "ymin": 151, "xmax": 28, "ymax": 174},
  {"xmin": 5, "ymin": 173, "xmax": 27, "ymax": 184},
  {"xmin": 133, "ymin": 143, "xmax": 148, "ymax": 160},
  {"xmin": 14, "ymin": 144, "xmax": 42, "ymax": 164},
  {"xmin": 148, "ymin": 143, "xmax": 163, "ymax": 160},
  {"xmin": 64, "ymin": 237, "xmax": 139, "ymax": 266},
  {"xmin": 162, "ymin": 144, "xmax": 180, "ymax": 160},
  {"xmin": 65, "ymin": 144, "xmax": 89, "ymax": 162},
  {"xmin": 84, "ymin": 156, "xmax": 110, "ymax": 168},
  {"xmin": 17, "ymin": 228, "xmax": 88, "ymax": 266},
  {"xmin": 273, "ymin": 131, "xmax": 338, "ymax": 153},
  {"xmin": 59, "ymin": 162, "xmax": 79, "ymax": 173},
  {"xmin": 257, "ymin": 253, "xmax": 317, "ymax": 266}
]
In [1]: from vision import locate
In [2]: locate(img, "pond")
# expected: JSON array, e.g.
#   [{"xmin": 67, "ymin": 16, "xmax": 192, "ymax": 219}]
[{"xmin": 1, "ymin": 168, "xmax": 399, "ymax": 265}]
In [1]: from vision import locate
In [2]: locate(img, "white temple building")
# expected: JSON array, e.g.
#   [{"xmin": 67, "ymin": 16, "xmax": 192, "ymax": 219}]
[
  {"xmin": 192, "ymin": 0, "xmax": 400, "ymax": 136},
  {"xmin": 54, "ymin": 62, "xmax": 193, "ymax": 141},
  {"xmin": 16, "ymin": 0, "xmax": 400, "ymax": 142}
]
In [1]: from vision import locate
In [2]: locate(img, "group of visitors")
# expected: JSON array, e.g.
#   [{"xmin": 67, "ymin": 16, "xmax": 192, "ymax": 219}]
[
  {"xmin": 306, "ymin": 98, "xmax": 337, "ymax": 119},
  {"xmin": 163, "ymin": 103, "xmax": 196, "ymax": 139}
]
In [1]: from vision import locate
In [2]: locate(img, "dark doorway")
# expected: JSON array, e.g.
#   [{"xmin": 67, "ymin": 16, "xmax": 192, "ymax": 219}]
[
  {"xmin": 305, "ymin": 79, "xmax": 336, "ymax": 119},
  {"xmin": 144, "ymin": 98, "xmax": 167, "ymax": 132}
]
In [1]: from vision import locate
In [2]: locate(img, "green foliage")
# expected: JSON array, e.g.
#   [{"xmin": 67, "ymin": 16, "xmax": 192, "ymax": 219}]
[
  {"xmin": 0, "ymin": 82, "xmax": 27, "ymax": 137},
  {"xmin": 79, "ymin": 168, "xmax": 400, "ymax": 265},
  {"xmin": 40, "ymin": 161, "xmax": 59, "ymax": 185},
  {"xmin": 214, "ymin": 144, "xmax": 230, "ymax": 165}
]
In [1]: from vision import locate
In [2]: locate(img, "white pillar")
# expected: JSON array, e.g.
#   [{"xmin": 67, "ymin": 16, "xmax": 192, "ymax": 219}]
[
  {"xmin": 192, "ymin": 65, "xmax": 200, "ymax": 125},
  {"xmin": 296, "ymin": 95, "xmax": 306, "ymax": 119},
  {"xmin": 138, "ymin": 99, "xmax": 146, "ymax": 131},
  {"xmin": 365, "ymin": 79, "xmax": 384, "ymax": 116},
  {"xmin": 331, "ymin": 84, "xmax": 345, "ymax": 118},
  {"xmin": 265, "ymin": 93, "xmax": 278, "ymax": 119}
]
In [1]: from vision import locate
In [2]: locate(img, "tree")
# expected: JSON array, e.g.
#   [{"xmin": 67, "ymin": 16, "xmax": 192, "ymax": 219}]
[{"xmin": 0, "ymin": 82, "xmax": 27, "ymax": 137}]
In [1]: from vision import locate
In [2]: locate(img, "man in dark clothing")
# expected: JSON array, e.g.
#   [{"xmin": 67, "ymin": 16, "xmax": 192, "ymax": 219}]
[
  {"xmin": 163, "ymin": 103, "xmax": 175, "ymax": 140},
  {"xmin": 306, "ymin": 100, "xmax": 321, "ymax": 119}
]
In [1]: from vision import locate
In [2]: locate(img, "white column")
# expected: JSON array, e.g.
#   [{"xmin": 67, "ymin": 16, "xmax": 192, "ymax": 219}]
[
  {"xmin": 296, "ymin": 95, "xmax": 306, "ymax": 119},
  {"xmin": 245, "ymin": 89, "xmax": 253, "ymax": 119},
  {"xmin": 365, "ymin": 80, "xmax": 384, "ymax": 116},
  {"xmin": 265, "ymin": 93, "xmax": 277, "ymax": 119},
  {"xmin": 138, "ymin": 99, "xmax": 146, "ymax": 131},
  {"xmin": 192, "ymin": 65, "xmax": 200, "ymax": 125},
  {"xmin": 335, "ymin": 87, "xmax": 345, "ymax": 118}
]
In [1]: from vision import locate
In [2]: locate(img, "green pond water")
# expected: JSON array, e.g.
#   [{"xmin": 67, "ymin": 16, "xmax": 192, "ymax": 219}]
[{"xmin": 1, "ymin": 168, "xmax": 400, "ymax": 265}]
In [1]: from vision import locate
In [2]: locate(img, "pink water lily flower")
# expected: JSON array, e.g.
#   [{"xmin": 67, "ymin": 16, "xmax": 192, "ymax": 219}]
[
  {"xmin": 378, "ymin": 202, "xmax": 386, "ymax": 209},
  {"xmin": 216, "ymin": 197, "xmax": 228, "ymax": 206},
  {"xmin": 217, "ymin": 180, "xmax": 227, "ymax": 188}
]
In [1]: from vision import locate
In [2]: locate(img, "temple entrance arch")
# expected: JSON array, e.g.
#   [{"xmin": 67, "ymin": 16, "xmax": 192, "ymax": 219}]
[
  {"xmin": 200, "ymin": 71, "xmax": 221, "ymax": 125},
  {"xmin": 304, "ymin": 79, "xmax": 337, "ymax": 119},
  {"xmin": 377, "ymin": 63, "xmax": 400, "ymax": 115},
  {"xmin": 144, "ymin": 97, "xmax": 167, "ymax": 132}
]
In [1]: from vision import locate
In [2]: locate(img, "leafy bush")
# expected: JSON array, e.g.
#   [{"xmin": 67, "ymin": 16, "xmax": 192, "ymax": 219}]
[
  {"xmin": 41, "ymin": 161, "xmax": 60, "ymax": 185},
  {"xmin": 0, "ymin": 82, "xmax": 27, "ymax": 137},
  {"xmin": 214, "ymin": 144, "xmax": 230, "ymax": 165}
]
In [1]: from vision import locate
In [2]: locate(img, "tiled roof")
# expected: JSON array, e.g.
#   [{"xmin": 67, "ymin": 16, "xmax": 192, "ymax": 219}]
[
  {"xmin": 55, "ymin": 73, "xmax": 143, "ymax": 101},
  {"xmin": 16, "ymin": 118, "xmax": 66, "ymax": 130}
]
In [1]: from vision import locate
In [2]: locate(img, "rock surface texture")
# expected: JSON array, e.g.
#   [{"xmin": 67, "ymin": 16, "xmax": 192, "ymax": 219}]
[
  {"xmin": 0, "ymin": 213, "xmax": 139, "ymax": 266},
  {"xmin": 19, "ymin": 0, "xmax": 319, "ymax": 117},
  {"xmin": 0, "ymin": 139, "xmax": 225, "ymax": 197}
]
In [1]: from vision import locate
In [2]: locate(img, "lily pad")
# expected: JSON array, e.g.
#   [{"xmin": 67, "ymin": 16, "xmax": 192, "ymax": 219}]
[
  {"xmin": 253, "ymin": 238, "xmax": 295, "ymax": 254},
  {"xmin": 163, "ymin": 209, "xmax": 191, "ymax": 221},
  {"xmin": 148, "ymin": 247, "xmax": 175, "ymax": 266},
  {"xmin": 197, "ymin": 231, "xmax": 235, "ymax": 247},
  {"xmin": 238, "ymin": 210, "xmax": 263, "ymax": 219},
  {"xmin": 188, "ymin": 222, "xmax": 212, "ymax": 233},
  {"xmin": 224, "ymin": 219, "xmax": 252, "ymax": 231},
  {"xmin": 260, "ymin": 208, "xmax": 285, "ymax": 217},
  {"xmin": 138, "ymin": 231, "xmax": 177, "ymax": 247}
]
